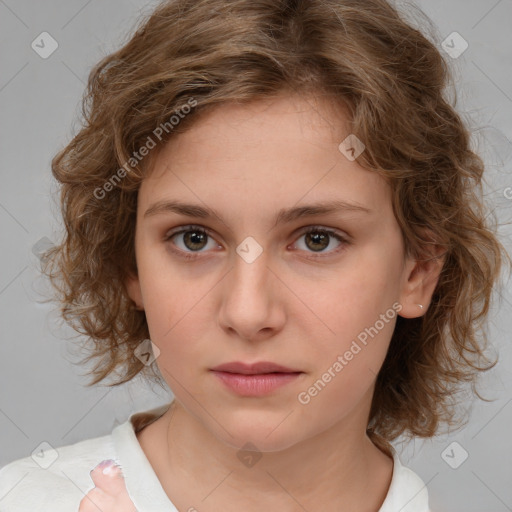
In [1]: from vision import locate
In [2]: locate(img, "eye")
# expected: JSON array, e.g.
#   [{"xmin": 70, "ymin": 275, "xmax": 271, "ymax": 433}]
[
  {"xmin": 164, "ymin": 225, "xmax": 220, "ymax": 260},
  {"xmin": 292, "ymin": 226, "xmax": 349, "ymax": 257},
  {"xmin": 164, "ymin": 224, "xmax": 350, "ymax": 261}
]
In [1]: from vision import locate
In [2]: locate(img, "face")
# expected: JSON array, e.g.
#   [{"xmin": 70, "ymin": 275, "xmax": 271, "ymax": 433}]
[{"xmin": 126, "ymin": 90, "xmax": 437, "ymax": 452}]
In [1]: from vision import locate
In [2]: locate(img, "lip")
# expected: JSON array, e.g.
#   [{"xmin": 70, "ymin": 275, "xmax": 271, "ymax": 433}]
[
  {"xmin": 210, "ymin": 361, "xmax": 304, "ymax": 397},
  {"xmin": 210, "ymin": 361, "xmax": 300, "ymax": 374}
]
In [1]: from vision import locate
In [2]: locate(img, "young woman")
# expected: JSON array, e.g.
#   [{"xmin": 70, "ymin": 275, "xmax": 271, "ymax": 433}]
[{"xmin": 0, "ymin": 1, "xmax": 508, "ymax": 510}]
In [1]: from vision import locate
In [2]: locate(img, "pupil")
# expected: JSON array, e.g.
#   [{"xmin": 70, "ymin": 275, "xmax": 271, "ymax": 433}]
[
  {"xmin": 306, "ymin": 232, "xmax": 328, "ymax": 252},
  {"xmin": 185, "ymin": 231, "xmax": 207, "ymax": 250}
]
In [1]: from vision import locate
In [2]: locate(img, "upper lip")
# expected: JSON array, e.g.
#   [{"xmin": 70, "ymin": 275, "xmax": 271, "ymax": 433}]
[{"xmin": 210, "ymin": 361, "xmax": 301, "ymax": 375}]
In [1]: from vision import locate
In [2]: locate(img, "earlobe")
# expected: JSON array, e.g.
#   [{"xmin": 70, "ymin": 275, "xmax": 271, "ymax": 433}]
[
  {"xmin": 398, "ymin": 243, "xmax": 447, "ymax": 319},
  {"xmin": 125, "ymin": 272, "xmax": 144, "ymax": 311}
]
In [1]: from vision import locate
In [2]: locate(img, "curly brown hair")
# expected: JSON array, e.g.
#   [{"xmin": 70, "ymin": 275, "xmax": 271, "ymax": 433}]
[{"xmin": 40, "ymin": 0, "xmax": 511, "ymax": 451}]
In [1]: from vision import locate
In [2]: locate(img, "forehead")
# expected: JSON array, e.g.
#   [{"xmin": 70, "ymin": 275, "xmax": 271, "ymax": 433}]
[
  {"xmin": 172, "ymin": 91, "xmax": 350, "ymax": 149},
  {"xmin": 138, "ymin": 92, "xmax": 391, "ymax": 221}
]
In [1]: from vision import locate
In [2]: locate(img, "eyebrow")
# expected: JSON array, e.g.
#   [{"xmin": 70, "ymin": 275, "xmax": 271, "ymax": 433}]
[{"xmin": 143, "ymin": 199, "xmax": 372, "ymax": 227}]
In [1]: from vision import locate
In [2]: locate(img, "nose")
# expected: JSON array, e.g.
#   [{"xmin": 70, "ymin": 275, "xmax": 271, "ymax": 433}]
[{"xmin": 217, "ymin": 249, "xmax": 286, "ymax": 342}]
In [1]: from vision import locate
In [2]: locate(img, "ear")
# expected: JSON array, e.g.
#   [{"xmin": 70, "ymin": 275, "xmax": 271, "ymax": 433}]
[
  {"xmin": 125, "ymin": 271, "xmax": 144, "ymax": 311},
  {"xmin": 397, "ymin": 232, "xmax": 447, "ymax": 319}
]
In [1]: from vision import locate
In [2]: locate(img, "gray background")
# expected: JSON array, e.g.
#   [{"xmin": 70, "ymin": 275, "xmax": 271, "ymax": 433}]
[{"xmin": 0, "ymin": 1, "xmax": 511, "ymax": 511}]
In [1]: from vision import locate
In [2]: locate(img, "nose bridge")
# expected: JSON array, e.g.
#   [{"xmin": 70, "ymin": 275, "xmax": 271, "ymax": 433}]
[
  {"xmin": 217, "ymin": 240, "xmax": 283, "ymax": 339},
  {"xmin": 229, "ymin": 241, "xmax": 271, "ymax": 300}
]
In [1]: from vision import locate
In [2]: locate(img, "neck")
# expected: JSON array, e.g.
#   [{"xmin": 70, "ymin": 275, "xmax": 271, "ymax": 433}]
[{"xmin": 141, "ymin": 399, "xmax": 394, "ymax": 511}]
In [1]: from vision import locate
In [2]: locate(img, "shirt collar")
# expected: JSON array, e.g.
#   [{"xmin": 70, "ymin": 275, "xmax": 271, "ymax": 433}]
[
  {"xmin": 112, "ymin": 402, "xmax": 177, "ymax": 511},
  {"xmin": 113, "ymin": 403, "xmax": 429, "ymax": 512},
  {"xmin": 378, "ymin": 445, "xmax": 430, "ymax": 512}
]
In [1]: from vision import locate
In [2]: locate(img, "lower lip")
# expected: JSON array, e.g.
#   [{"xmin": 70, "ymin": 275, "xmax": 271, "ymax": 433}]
[{"xmin": 211, "ymin": 371, "xmax": 302, "ymax": 396}]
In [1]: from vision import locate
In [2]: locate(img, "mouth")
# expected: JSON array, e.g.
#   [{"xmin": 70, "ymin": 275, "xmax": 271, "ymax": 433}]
[
  {"xmin": 209, "ymin": 361, "xmax": 304, "ymax": 396},
  {"xmin": 210, "ymin": 361, "xmax": 301, "ymax": 374}
]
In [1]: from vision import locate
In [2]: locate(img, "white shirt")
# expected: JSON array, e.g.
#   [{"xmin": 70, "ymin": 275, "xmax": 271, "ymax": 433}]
[{"xmin": 0, "ymin": 403, "xmax": 431, "ymax": 511}]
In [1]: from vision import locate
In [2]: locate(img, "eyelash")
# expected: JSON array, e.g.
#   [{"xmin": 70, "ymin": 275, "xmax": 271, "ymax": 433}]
[{"xmin": 163, "ymin": 224, "xmax": 350, "ymax": 261}]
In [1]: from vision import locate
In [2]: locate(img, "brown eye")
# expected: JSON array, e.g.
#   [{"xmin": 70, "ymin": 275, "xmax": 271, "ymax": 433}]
[
  {"xmin": 293, "ymin": 227, "xmax": 349, "ymax": 256},
  {"xmin": 164, "ymin": 225, "xmax": 220, "ymax": 260},
  {"xmin": 181, "ymin": 229, "xmax": 209, "ymax": 251},
  {"xmin": 304, "ymin": 230, "xmax": 330, "ymax": 252}
]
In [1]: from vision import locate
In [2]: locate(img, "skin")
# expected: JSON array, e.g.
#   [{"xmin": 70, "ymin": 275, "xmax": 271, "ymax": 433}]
[
  {"xmin": 78, "ymin": 460, "xmax": 136, "ymax": 511},
  {"xmin": 122, "ymin": 90, "xmax": 445, "ymax": 511}
]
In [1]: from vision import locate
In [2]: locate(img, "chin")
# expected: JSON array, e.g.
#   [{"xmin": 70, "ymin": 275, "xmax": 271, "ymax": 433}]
[{"xmin": 211, "ymin": 414, "xmax": 307, "ymax": 453}]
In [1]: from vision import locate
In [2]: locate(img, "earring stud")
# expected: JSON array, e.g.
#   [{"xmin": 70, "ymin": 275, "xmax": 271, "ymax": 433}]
[{"xmin": 417, "ymin": 304, "xmax": 424, "ymax": 309}]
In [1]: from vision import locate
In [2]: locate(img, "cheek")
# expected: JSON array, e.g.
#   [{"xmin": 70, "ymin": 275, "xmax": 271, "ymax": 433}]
[
  {"xmin": 297, "ymin": 254, "xmax": 400, "ymax": 395},
  {"xmin": 139, "ymin": 260, "xmax": 203, "ymax": 337},
  {"xmin": 304, "ymin": 259, "xmax": 398, "ymax": 345},
  {"xmin": 140, "ymin": 281, "xmax": 209, "ymax": 380},
  {"xmin": 297, "ymin": 314, "xmax": 395, "ymax": 423}
]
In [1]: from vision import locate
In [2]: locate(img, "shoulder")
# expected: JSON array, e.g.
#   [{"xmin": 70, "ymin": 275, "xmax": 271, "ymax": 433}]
[{"xmin": 0, "ymin": 432, "xmax": 115, "ymax": 511}]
